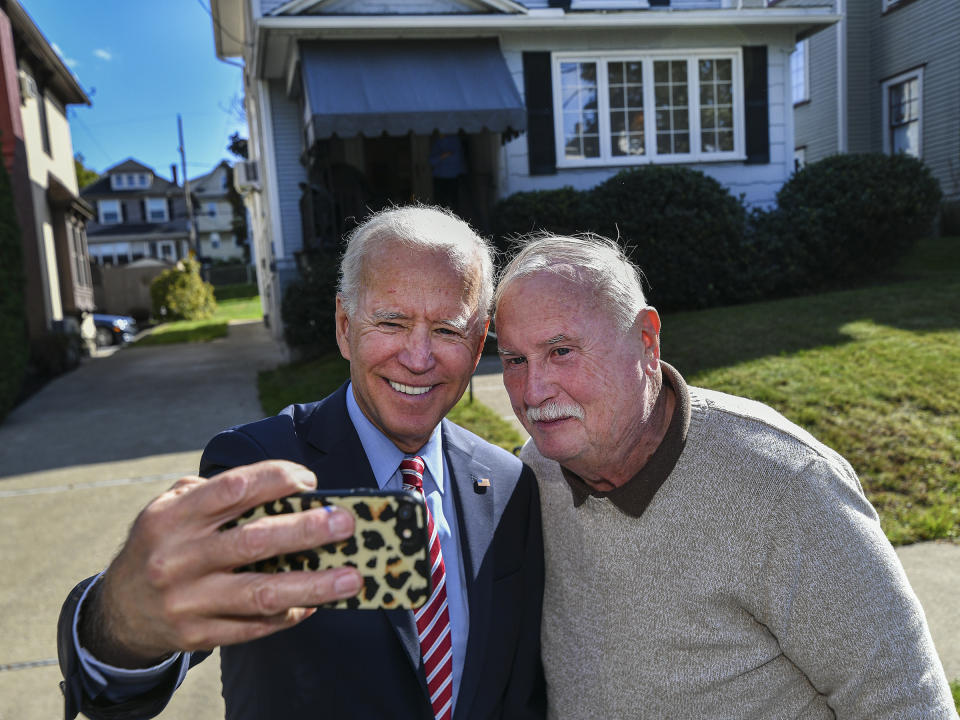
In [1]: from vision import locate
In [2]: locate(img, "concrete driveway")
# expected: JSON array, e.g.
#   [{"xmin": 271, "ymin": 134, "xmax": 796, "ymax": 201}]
[{"xmin": 0, "ymin": 320, "xmax": 283, "ymax": 720}]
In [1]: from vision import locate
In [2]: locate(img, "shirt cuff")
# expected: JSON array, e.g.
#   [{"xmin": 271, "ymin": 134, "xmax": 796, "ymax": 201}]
[{"xmin": 73, "ymin": 572, "xmax": 191, "ymax": 703}]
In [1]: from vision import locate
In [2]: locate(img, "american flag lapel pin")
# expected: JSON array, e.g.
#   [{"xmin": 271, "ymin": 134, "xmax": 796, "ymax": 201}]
[{"xmin": 474, "ymin": 477, "xmax": 491, "ymax": 494}]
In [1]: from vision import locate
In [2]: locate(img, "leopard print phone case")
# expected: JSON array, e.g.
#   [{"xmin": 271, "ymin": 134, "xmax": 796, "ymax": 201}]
[{"xmin": 220, "ymin": 489, "xmax": 431, "ymax": 610}]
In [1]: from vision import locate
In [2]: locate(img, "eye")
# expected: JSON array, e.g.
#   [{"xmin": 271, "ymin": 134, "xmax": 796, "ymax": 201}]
[
  {"xmin": 503, "ymin": 356, "xmax": 526, "ymax": 367},
  {"xmin": 553, "ymin": 347, "xmax": 571, "ymax": 357},
  {"xmin": 435, "ymin": 327, "xmax": 459, "ymax": 337}
]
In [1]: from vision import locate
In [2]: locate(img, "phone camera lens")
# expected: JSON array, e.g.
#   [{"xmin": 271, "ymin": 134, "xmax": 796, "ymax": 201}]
[{"xmin": 398, "ymin": 505, "xmax": 413, "ymax": 521}]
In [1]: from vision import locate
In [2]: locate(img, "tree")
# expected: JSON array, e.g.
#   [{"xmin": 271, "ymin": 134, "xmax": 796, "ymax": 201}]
[
  {"xmin": 227, "ymin": 132, "xmax": 248, "ymax": 160},
  {"xmin": 74, "ymin": 154, "xmax": 99, "ymax": 188}
]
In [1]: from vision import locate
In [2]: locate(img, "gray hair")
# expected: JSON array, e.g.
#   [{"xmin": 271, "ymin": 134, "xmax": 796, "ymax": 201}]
[
  {"xmin": 338, "ymin": 205, "xmax": 495, "ymax": 320},
  {"xmin": 494, "ymin": 233, "xmax": 648, "ymax": 329}
]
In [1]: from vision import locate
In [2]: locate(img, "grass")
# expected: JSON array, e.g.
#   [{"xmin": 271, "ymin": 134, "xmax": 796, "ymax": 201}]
[
  {"xmin": 951, "ymin": 680, "xmax": 959, "ymax": 709},
  {"xmin": 258, "ymin": 355, "xmax": 525, "ymax": 453},
  {"xmin": 663, "ymin": 237, "xmax": 959, "ymax": 545},
  {"xmin": 135, "ymin": 285, "xmax": 262, "ymax": 347}
]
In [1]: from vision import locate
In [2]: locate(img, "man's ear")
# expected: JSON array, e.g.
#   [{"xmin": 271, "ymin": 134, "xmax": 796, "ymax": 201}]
[
  {"xmin": 637, "ymin": 307, "xmax": 662, "ymax": 374},
  {"xmin": 472, "ymin": 318, "xmax": 491, "ymax": 370},
  {"xmin": 334, "ymin": 295, "xmax": 351, "ymax": 361}
]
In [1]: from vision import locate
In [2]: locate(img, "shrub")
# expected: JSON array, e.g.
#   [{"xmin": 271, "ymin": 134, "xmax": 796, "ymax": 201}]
[
  {"xmin": 940, "ymin": 200, "xmax": 960, "ymax": 237},
  {"xmin": 586, "ymin": 167, "xmax": 751, "ymax": 310},
  {"xmin": 281, "ymin": 249, "xmax": 342, "ymax": 357},
  {"xmin": 0, "ymin": 147, "xmax": 28, "ymax": 422},
  {"xmin": 772, "ymin": 153, "xmax": 942, "ymax": 288},
  {"xmin": 150, "ymin": 258, "xmax": 217, "ymax": 321},
  {"xmin": 491, "ymin": 186, "xmax": 590, "ymax": 252}
]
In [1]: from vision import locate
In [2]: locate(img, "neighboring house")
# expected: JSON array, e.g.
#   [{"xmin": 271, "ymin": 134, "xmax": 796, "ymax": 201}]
[
  {"xmin": 209, "ymin": 0, "xmax": 839, "ymax": 340},
  {"xmin": 81, "ymin": 158, "xmax": 193, "ymax": 266},
  {"xmin": 785, "ymin": 0, "xmax": 959, "ymax": 201},
  {"xmin": 0, "ymin": 0, "xmax": 94, "ymax": 344},
  {"xmin": 190, "ymin": 160, "xmax": 247, "ymax": 263}
]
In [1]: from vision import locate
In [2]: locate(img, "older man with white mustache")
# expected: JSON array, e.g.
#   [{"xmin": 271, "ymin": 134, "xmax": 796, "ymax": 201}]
[{"xmin": 493, "ymin": 233, "xmax": 956, "ymax": 720}]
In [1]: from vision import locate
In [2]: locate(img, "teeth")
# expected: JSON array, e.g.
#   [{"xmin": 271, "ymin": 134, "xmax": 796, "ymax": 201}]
[{"xmin": 389, "ymin": 381, "xmax": 432, "ymax": 396}]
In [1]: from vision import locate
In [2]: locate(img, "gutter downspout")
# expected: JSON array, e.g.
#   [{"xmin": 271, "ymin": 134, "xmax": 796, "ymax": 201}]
[{"xmin": 836, "ymin": 0, "xmax": 847, "ymax": 153}]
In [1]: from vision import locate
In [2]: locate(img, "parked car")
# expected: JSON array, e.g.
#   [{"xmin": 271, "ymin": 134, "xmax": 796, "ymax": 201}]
[{"xmin": 93, "ymin": 313, "xmax": 139, "ymax": 347}]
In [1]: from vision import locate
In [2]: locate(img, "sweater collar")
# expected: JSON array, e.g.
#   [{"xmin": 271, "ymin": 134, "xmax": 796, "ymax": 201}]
[{"xmin": 560, "ymin": 362, "xmax": 691, "ymax": 517}]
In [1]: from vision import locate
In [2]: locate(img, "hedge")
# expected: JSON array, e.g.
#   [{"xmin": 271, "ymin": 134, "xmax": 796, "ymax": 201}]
[{"xmin": 150, "ymin": 257, "xmax": 217, "ymax": 321}]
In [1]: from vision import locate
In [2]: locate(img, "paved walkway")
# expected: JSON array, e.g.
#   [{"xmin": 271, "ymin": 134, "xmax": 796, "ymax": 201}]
[
  {"xmin": 0, "ymin": 320, "xmax": 282, "ymax": 720},
  {"xmin": 0, "ymin": 328, "xmax": 954, "ymax": 720}
]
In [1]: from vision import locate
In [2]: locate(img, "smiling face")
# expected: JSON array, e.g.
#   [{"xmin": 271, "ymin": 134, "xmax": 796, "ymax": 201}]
[
  {"xmin": 335, "ymin": 241, "xmax": 488, "ymax": 453},
  {"xmin": 496, "ymin": 271, "xmax": 663, "ymax": 486}
]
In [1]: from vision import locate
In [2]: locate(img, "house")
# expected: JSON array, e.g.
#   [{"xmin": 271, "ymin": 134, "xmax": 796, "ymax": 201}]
[
  {"xmin": 0, "ymin": 0, "xmax": 94, "ymax": 344},
  {"xmin": 209, "ymin": 0, "xmax": 839, "ymax": 341},
  {"xmin": 190, "ymin": 160, "xmax": 248, "ymax": 263},
  {"xmin": 785, "ymin": 0, "xmax": 959, "ymax": 204},
  {"xmin": 81, "ymin": 158, "xmax": 194, "ymax": 266}
]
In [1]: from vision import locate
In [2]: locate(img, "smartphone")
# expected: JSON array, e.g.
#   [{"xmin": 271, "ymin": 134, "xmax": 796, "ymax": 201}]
[{"xmin": 221, "ymin": 488, "xmax": 431, "ymax": 611}]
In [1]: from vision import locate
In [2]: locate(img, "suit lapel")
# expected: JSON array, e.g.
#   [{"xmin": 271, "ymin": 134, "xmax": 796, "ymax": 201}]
[
  {"xmin": 303, "ymin": 384, "xmax": 423, "ymax": 684},
  {"xmin": 443, "ymin": 421, "xmax": 496, "ymax": 719}
]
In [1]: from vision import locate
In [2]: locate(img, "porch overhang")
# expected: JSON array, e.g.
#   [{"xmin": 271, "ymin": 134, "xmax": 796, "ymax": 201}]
[{"xmin": 299, "ymin": 38, "xmax": 526, "ymax": 145}]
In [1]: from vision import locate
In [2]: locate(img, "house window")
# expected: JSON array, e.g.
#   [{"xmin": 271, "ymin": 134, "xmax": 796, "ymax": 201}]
[
  {"xmin": 99, "ymin": 199, "xmax": 121, "ymax": 224},
  {"xmin": 793, "ymin": 146, "xmax": 806, "ymax": 172},
  {"xmin": 158, "ymin": 241, "xmax": 176, "ymax": 259},
  {"xmin": 207, "ymin": 202, "xmax": 217, "ymax": 217},
  {"xmin": 138, "ymin": 174, "xmax": 148, "ymax": 187},
  {"xmin": 882, "ymin": 69, "xmax": 922, "ymax": 157},
  {"xmin": 38, "ymin": 91, "xmax": 52, "ymax": 156},
  {"xmin": 553, "ymin": 50, "xmax": 743, "ymax": 167},
  {"xmin": 147, "ymin": 197, "xmax": 169, "ymax": 222},
  {"xmin": 210, "ymin": 232, "xmax": 221, "ymax": 249},
  {"xmin": 790, "ymin": 40, "xmax": 809, "ymax": 105}
]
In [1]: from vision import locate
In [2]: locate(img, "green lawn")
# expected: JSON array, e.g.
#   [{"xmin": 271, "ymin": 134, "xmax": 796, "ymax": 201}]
[
  {"xmin": 664, "ymin": 237, "xmax": 959, "ymax": 545},
  {"xmin": 258, "ymin": 355, "xmax": 525, "ymax": 453},
  {"xmin": 135, "ymin": 285, "xmax": 262, "ymax": 347}
]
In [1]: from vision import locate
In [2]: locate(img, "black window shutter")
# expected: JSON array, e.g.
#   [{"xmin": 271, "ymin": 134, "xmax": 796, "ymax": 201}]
[
  {"xmin": 522, "ymin": 52, "xmax": 556, "ymax": 176},
  {"xmin": 121, "ymin": 201, "xmax": 127, "ymax": 223},
  {"xmin": 743, "ymin": 46, "xmax": 769, "ymax": 165}
]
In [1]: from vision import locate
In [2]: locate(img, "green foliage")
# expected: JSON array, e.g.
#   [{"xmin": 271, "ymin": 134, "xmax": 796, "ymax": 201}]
[
  {"xmin": 492, "ymin": 155, "xmax": 943, "ymax": 312},
  {"xmin": 492, "ymin": 166, "xmax": 750, "ymax": 310},
  {"xmin": 281, "ymin": 249, "xmax": 341, "ymax": 357},
  {"xmin": 150, "ymin": 257, "xmax": 217, "ymax": 321},
  {"xmin": 755, "ymin": 153, "xmax": 942, "ymax": 293},
  {"xmin": 0, "ymin": 150, "xmax": 28, "ymax": 421},
  {"xmin": 587, "ymin": 167, "xmax": 750, "ymax": 310},
  {"xmin": 492, "ymin": 186, "xmax": 590, "ymax": 242},
  {"xmin": 74, "ymin": 153, "xmax": 100, "ymax": 189}
]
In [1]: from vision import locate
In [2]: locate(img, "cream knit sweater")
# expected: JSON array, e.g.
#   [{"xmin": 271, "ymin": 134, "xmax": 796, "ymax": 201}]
[{"xmin": 522, "ymin": 381, "xmax": 956, "ymax": 720}]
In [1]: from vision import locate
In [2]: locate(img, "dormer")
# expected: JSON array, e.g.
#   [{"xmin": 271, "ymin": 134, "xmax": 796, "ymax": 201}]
[{"xmin": 105, "ymin": 159, "xmax": 156, "ymax": 191}]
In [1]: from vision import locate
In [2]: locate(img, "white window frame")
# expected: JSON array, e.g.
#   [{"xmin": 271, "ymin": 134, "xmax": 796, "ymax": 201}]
[
  {"xmin": 98, "ymin": 199, "xmax": 121, "ymax": 224},
  {"xmin": 552, "ymin": 49, "xmax": 745, "ymax": 169},
  {"xmin": 881, "ymin": 68, "xmax": 923, "ymax": 157},
  {"xmin": 146, "ymin": 197, "xmax": 169, "ymax": 223},
  {"xmin": 790, "ymin": 40, "xmax": 809, "ymax": 105},
  {"xmin": 210, "ymin": 232, "xmax": 221, "ymax": 249},
  {"xmin": 138, "ymin": 174, "xmax": 148, "ymax": 187},
  {"xmin": 206, "ymin": 202, "xmax": 218, "ymax": 217}
]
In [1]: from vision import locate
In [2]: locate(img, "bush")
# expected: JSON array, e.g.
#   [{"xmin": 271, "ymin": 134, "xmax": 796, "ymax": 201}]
[
  {"xmin": 150, "ymin": 258, "xmax": 217, "ymax": 321},
  {"xmin": 492, "ymin": 186, "xmax": 590, "ymax": 249},
  {"xmin": 771, "ymin": 153, "xmax": 942, "ymax": 289},
  {"xmin": 586, "ymin": 167, "xmax": 750, "ymax": 310},
  {"xmin": 281, "ymin": 249, "xmax": 342, "ymax": 357},
  {"xmin": 492, "ymin": 166, "xmax": 751, "ymax": 311},
  {"xmin": 0, "ymin": 145, "xmax": 28, "ymax": 422},
  {"xmin": 940, "ymin": 200, "xmax": 960, "ymax": 237}
]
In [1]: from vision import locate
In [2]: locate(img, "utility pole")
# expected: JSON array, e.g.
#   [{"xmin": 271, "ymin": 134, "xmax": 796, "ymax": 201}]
[{"xmin": 178, "ymin": 114, "xmax": 197, "ymax": 257}]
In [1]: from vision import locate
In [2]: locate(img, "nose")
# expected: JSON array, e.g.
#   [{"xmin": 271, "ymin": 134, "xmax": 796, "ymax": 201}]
[
  {"xmin": 398, "ymin": 326, "xmax": 435, "ymax": 374},
  {"xmin": 522, "ymin": 359, "xmax": 555, "ymax": 409}
]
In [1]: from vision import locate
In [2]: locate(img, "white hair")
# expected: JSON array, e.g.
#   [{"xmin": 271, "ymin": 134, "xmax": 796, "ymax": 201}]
[
  {"xmin": 338, "ymin": 205, "xmax": 494, "ymax": 320},
  {"xmin": 494, "ymin": 233, "xmax": 648, "ymax": 329}
]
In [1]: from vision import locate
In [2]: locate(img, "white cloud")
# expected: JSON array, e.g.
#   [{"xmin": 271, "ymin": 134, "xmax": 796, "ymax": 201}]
[
  {"xmin": 93, "ymin": 48, "xmax": 112, "ymax": 61},
  {"xmin": 52, "ymin": 42, "xmax": 78, "ymax": 68}
]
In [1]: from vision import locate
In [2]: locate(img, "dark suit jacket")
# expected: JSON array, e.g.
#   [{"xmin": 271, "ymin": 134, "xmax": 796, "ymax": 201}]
[{"xmin": 58, "ymin": 384, "xmax": 545, "ymax": 720}]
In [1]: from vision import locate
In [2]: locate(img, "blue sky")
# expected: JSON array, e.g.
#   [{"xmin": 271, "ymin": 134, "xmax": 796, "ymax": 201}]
[{"xmin": 20, "ymin": 0, "xmax": 246, "ymax": 181}]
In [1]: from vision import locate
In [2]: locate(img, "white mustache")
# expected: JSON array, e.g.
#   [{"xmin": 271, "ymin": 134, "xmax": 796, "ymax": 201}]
[{"xmin": 526, "ymin": 402, "xmax": 585, "ymax": 423}]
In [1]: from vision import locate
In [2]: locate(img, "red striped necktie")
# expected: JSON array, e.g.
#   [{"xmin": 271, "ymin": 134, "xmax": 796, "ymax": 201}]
[{"xmin": 400, "ymin": 456, "xmax": 454, "ymax": 720}]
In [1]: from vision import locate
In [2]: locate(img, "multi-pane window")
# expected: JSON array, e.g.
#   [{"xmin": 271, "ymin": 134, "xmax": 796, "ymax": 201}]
[
  {"xmin": 698, "ymin": 59, "xmax": 734, "ymax": 153},
  {"xmin": 790, "ymin": 41, "xmax": 809, "ymax": 104},
  {"xmin": 99, "ymin": 199, "xmax": 120, "ymax": 224},
  {"xmin": 554, "ymin": 51, "xmax": 742, "ymax": 166},
  {"xmin": 147, "ymin": 197, "xmax": 169, "ymax": 222},
  {"xmin": 887, "ymin": 76, "xmax": 920, "ymax": 157}
]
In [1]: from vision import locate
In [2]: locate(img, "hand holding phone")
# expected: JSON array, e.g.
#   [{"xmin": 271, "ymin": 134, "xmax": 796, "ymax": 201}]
[{"xmin": 221, "ymin": 489, "xmax": 432, "ymax": 611}]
